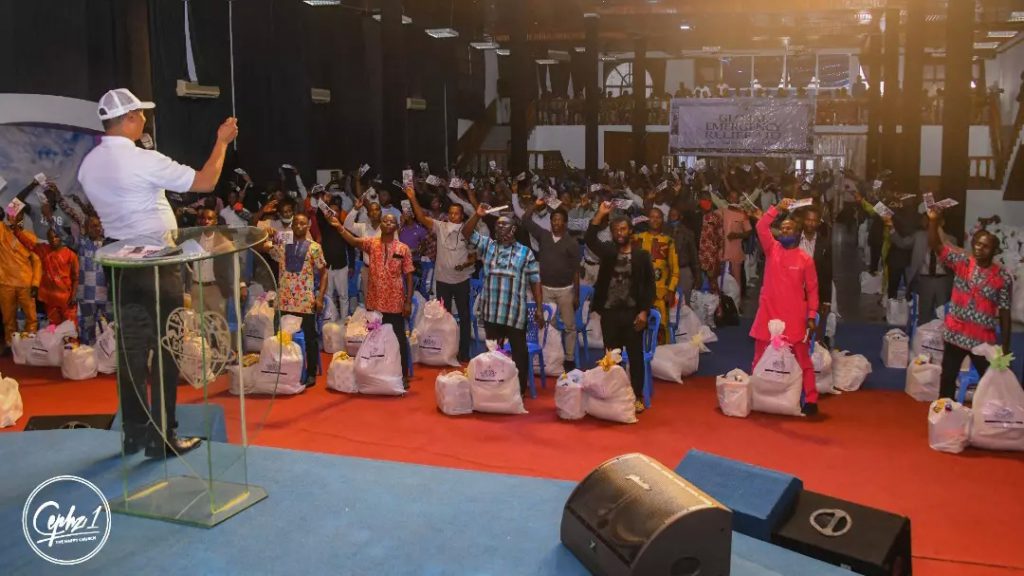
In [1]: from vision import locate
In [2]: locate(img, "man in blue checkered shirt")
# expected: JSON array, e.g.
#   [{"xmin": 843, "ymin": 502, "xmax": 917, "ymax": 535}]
[{"xmin": 463, "ymin": 204, "xmax": 543, "ymax": 395}]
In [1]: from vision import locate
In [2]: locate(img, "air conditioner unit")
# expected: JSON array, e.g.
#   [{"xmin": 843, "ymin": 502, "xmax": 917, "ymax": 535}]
[
  {"xmin": 406, "ymin": 97, "xmax": 427, "ymax": 111},
  {"xmin": 311, "ymin": 88, "xmax": 332, "ymax": 104},
  {"xmin": 176, "ymin": 80, "xmax": 221, "ymax": 99}
]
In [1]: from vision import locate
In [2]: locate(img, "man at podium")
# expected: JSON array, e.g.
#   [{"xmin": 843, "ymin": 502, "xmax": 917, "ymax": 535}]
[{"xmin": 77, "ymin": 88, "xmax": 238, "ymax": 457}]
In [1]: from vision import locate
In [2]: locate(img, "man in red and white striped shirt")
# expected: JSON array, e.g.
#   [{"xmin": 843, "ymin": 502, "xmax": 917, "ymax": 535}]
[{"xmin": 927, "ymin": 209, "xmax": 1013, "ymax": 399}]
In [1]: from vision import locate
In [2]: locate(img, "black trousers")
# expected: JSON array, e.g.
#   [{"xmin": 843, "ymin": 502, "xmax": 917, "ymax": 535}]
[
  {"xmin": 484, "ymin": 322, "xmax": 529, "ymax": 394},
  {"xmin": 940, "ymin": 341, "xmax": 991, "ymax": 400},
  {"xmin": 110, "ymin": 265, "xmax": 184, "ymax": 441},
  {"xmin": 599, "ymin": 308, "xmax": 646, "ymax": 399},
  {"xmin": 870, "ymin": 239, "xmax": 883, "ymax": 274},
  {"xmin": 436, "ymin": 279, "xmax": 471, "ymax": 362},
  {"xmin": 295, "ymin": 312, "xmax": 320, "ymax": 383},
  {"xmin": 887, "ymin": 266, "xmax": 907, "ymax": 299},
  {"xmin": 381, "ymin": 312, "xmax": 410, "ymax": 378}
]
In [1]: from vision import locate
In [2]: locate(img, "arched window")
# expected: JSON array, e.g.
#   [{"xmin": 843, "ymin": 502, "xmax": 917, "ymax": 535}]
[{"xmin": 604, "ymin": 62, "xmax": 654, "ymax": 98}]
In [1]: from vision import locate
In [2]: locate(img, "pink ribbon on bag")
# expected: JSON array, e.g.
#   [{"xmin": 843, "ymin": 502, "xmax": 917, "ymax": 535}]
[
  {"xmin": 45, "ymin": 324, "xmax": 57, "ymax": 334},
  {"xmin": 769, "ymin": 333, "xmax": 788, "ymax": 350},
  {"xmin": 366, "ymin": 318, "xmax": 382, "ymax": 331}
]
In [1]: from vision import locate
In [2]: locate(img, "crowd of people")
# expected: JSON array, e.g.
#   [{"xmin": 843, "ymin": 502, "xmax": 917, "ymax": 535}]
[{"xmin": 0, "ymin": 87, "xmax": 1016, "ymax": 451}]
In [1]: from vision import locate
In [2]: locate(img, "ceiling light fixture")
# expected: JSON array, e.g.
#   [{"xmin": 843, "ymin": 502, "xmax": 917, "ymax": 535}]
[
  {"xmin": 856, "ymin": 10, "xmax": 872, "ymax": 24},
  {"xmin": 303, "ymin": 0, "xmax": 340, "ymax": 5},
  {"xmin": 574, "ymin": 46, "xmax": 586, "ymax": 53},
  {"xmin": 1010, "ymin": 11, "xmax": 1024, "ymax": 22},
  {"xmin": 371, "ymin": 14, "xmax": 413, "ymax": 24},
  {"xmin": 470, "ymin": 41, "xmax": 500, "ymax": 50},
  {"xmin": 425, "ymin": 28, "xmax": 459, "ymax": 38},
  {"xmin": 987, "ymin": 31, "xmax": 1017, "ymax": 38},
  {"xmin": 973, "ymin": 41, "xmax": 1000, "ymax": 49},
  {"xmin": 535, "ymin": 59, "xmax": 559, "ymax": 65},
  {"xmin": 496, "ymin": 49, "xmax": 510, "ymax": 56},
  {"xmin": 679, "ymin": 23, "xmax": 692, "ymax": 31}
]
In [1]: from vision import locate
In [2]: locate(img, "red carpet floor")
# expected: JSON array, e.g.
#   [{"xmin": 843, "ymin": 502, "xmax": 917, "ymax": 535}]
[{"xmin": 3, "ymin": 356, "xmax": 1023, "ymax": 576}]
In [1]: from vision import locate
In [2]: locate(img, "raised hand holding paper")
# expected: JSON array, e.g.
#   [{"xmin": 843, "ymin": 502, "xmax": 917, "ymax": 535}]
[
  {"xmin": 873, "ymin": 201, "xmax": 894, "ymax": 218},
  {"xmin": 34, "ymin": 173, "xmax": 48, "ymax": 186},
  {"xmin": 923, "ymin": 192, "xmax": 935, "ymax": 208},
  {"xmin": 589, "ymin": 183, "xmax": 603, "ymax": 193},
  {"xmin": 484, "ymin": 204, "xmax": 509, "ymax": 215},
  {"xmin": 317, "ymin": 199, "xmax": 337, "ymax": 219},
  {"xmin": 789, "ymin": 198, "xmax": 814, "ymax": 209},
  {"xmin": 613, "ymin": 198, "xmax": 633, "ymax": 210},
  {"xmin": 402, "ymin": 169, "xmax": 414, "ymax": 189},
  {"xmin": 934, "ymin": 198, "xmax": 959, "ymax": 209}
]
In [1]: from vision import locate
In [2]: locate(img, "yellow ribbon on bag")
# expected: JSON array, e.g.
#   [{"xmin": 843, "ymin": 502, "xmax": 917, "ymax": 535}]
[
  {"xmin": 274, "ymin": 331, "xmax": 293, "ymax": 346},
  {"xmin": 597, "ymin": 349, "xmax": 623, "ymax": 372},
  {"xmin": 333, "ymin": 351, "xmax": 351, "ymax": 362},
  {"xmin": 242, "ymin": 353, "xmax": 260, "ymax": 367},
  {"xmin": 991, "ymin": 347, "xmax": 1015, "ymax": 371}
]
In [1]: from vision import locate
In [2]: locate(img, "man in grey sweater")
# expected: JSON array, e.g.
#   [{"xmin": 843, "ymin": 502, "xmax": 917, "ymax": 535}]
[{"xmin": 523, "ymin": 198, "xmax": 581, "ymax": 370}]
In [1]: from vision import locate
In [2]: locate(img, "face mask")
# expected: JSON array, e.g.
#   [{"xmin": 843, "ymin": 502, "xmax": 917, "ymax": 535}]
[
  {"xmin": 699, "ymin": 199, "xmax": 712, "ymax": 211},
  {"xmin": 281, "ymin": 217, "xmax": 294, "ymax": 226},
  {"xmin": 778, "ymin": 235, "xmax": 800, "ymax": 249}
]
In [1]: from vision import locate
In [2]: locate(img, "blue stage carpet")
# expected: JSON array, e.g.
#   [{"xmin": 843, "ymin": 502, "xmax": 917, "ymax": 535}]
[{"xmin": 0, "ymin": 430, "xmax": 850, "ymax": 576}]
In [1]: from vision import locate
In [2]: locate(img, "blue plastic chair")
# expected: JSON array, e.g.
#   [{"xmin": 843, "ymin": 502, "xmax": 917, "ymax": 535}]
[
  {"xmin": 347, "ymin": 260, "xmax": 363, "ymax": 314},
  {"xmin": 667, "ymin": 286, "xmax": 689, "ymax": 344},
  {"xmin": 406, "ymin": 297, "xmax": 420, "ymax": 377},
  {"xmin": 417, "ymin": 261, "xmax": 436, "ymax": 299},
  {"xmin": 525, "ymin": 302, "xmax": 554, "ymax": 398},
  {"xmin": 468, "ymin": 277, "xmax": 484, "ymax": 355},
  {"xmin": 553, "ymin": 285, "xmax": 595, "ymax": 366},
  {"xmin": 641, "ymin": 309, "xmax": 661, "ymax": 408}
]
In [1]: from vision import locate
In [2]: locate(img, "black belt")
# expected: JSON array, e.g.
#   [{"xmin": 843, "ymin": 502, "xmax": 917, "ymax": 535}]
[
  {"xmin": 919, "ymin": 274, "xmax": 948, "ymax": 278},
  {"xmin": 194, "ymin": 280, "xmax": 218, "ymax": 286}
]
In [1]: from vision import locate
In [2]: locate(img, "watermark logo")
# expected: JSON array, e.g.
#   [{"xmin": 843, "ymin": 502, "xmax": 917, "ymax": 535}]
[{"xmin": 22, "ymin": 475, "xmax": 111, "ymax": 565}]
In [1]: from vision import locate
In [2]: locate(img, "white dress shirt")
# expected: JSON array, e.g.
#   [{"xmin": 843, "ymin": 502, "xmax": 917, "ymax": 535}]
[{"xmin": 77, "ymin": 136, "xmax": 196, "ymax": 240}]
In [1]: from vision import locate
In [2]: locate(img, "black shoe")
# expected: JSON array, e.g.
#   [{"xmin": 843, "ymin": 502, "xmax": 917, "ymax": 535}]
[
  {"xmin": 801, "ymin": 402, "xmax": 819, "ymax": 417},
  {"xmin": 122, "ymin": 432, "xmax": 146, "ymax": 455},
  {"xmin": 304, "ymin": 378, "xmax": 317, "ymax": 389},
  {"xmin": 145, "ymin": 435, "xmax": 202, "ymax": 458},
  {"xmin": 403, "ymin": 377, "xmax": 411, "ymax": 391},
  {"xmin": 563, "ymin": 360, "xmax": 576, "ymax": 372}
]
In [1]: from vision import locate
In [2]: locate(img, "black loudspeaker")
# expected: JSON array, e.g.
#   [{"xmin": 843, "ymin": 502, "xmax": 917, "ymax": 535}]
[
  {"xmin": 561, "ymin": 453, "xmax": 732, "ymax": 576},
  {"xmin": 772, "ymin": 491, "xmax": 912, "ymax": 576},
  {"xmin": 24, "ymin": 414, "xmax": 115, "ymax": 431}
]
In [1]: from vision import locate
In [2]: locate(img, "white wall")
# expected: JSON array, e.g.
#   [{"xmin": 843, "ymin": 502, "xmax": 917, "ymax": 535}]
[
  {"xmin": 918, "ymin": 125, "xmax": 994, "ymax": 176},
  {"xmin": 0, "ymin": 94, "xmax": 103, "ymax": 132},
  {"xmin": 664, "ymin": 59, "xmax": 696, "ymax": 93},
  {"xmin": 966, "ymin": 189, "xmax": 1024, "ymax": 231},
  {"xmin": 484, "ymin": 50, "xmax": 499, "ymax": 109},
  {"xmin": 457, "ymin": 119, "xmax": 473, "ymax": 140}
]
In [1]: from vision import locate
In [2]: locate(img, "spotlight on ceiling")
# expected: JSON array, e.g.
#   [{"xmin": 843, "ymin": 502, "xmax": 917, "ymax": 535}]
[
  {"xmin": 425, "ymin": 28, "xmax": 459, "ymax": 39},
  {"xmin": 679, "ymin": 23, "xmax": 692, "ymax": 30},
  {"xmin": 303, "ymin": 0, "xmax": 340, "ymax": 5},
  {"xmin": 496, "ymin": 49, "xmax": 510, "ymax": 56},
  {"xmin": 973, "ymin": 41, "xmax": 1000, "ymax": 49},
  {"xmin": 987, "ymin": 31, "xmax": 1017, "ymax": 38},
  {"xmin": 371, "ymin": 14, "xmax": 413, "ymax": 24},
  {"xmin": 856, "ymin": 10, "xmax": 872, "ymax": 24}
]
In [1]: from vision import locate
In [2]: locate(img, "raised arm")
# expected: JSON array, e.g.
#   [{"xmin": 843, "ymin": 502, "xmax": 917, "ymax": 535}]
[
  {"xmin": 522, "ymin": 198, "xmax": 546, "ymax": 240},
  {"xmin": 463, "ymin": 203, "xmax": 487, "ymax": 241},
  {"xmin": 190, "ymin": 118, "xmax": 238, "ymax": 193},
  {"xmin": 404, "ymin": 186, "xmax": 434, "ymax": 230},
  {"xmin": 926, "ymin": 209, "xmax": 943, "ymax": 254},
  {"xmin": 585, "ymin": 201, "xmax": 615, "ymax": 259},
  {"xmin": 326, "ymin": 215, "xmax": 367, "ymax": 249}
]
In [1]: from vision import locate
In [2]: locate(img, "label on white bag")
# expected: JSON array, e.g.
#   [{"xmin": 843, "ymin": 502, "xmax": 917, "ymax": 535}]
[
  {"xmin": 980, "ymin": 402, "xmax": 1024, "ymax": 429},
  {"xmin": 420, "ymin": 335, "xmax": 442, "ymax": 354}
]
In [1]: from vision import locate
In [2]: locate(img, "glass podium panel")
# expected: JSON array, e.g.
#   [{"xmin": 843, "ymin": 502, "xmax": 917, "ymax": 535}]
[{"xmin": 95, "ymin": 226, "xmax": 281, "ymax": 527}]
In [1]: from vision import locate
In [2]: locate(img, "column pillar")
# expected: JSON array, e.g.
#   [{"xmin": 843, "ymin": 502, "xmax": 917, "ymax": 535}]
[
  {"xmin": 584, "ymin": 13, "xmax": 600, "ymax": 177},
  {"xmin": 380, "ymin": 0, "xmax": 406, "ymax": 182},
  {"xmin": 632, "ymin": 36, "xmax": 647, "ymax": 167},
  {"xmin": 901, "ymin": 0, "xmax": 926, "ymax": 192},
  {"xmin": 865, "ymin": 28, "xmax": 882, "ymax": 178},
  {"xmin": 881, "ymin": 7, "xmax": 901, "ymax": 176},
  {"xmin": 940, "ymin": 0, "xmax": 974, "ymax": 239},
  {"xmin": 506, "ymin": 0, "xmax": 529, "ymax": 174}
]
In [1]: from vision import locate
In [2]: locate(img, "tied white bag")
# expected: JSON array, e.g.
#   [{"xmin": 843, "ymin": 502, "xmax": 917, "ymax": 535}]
[
  {"xmin": 669, "ymin": 304, "xmax": 706, "ymax": 343},
  {"xmin": 831, "ymin": 350, "xmax": 872, "ymax": 392},
  {"xmin": 354, "ymin": 316, "xmax": 406, "ymax": 396},
  {"xmin": 905, "ymin": 355, "xmax": 941, "ymax": 402},
  {"xmin": 750, "ymin": 320, "xmax": 803, "ymax": 416},
  {"xmin": 928, "ymin": 399, "xmax": 972, "ymax": 454},
  {"xmin": 691, "ymin": 290, "xmax": 720, "ymax": 329},
  {"xmin": 650, "ymin": 334, "xmax": 706, "ymax": 384},
  {"xmin": 0, "ymin": 374, "xmax": 23, "ymax": 428},
  {"xmin": 18, "ymin": 320, "xmax": 76, "ymax": 367},
  {"xmin": 229, "ymin": 362, "xmax": 260, "ymax": 395},
  {"xmin": 860, "ymin": 271, "xmax": 882, "ymax": 295},
  {"xmin": 812, "ymin": 345, "xmax": 836, "ymax": 395},
  {"xmin": 180, "ymin": 335, "xmax": 217, "ymax": 389},
  {"xmin": 94, "ymin": 319, "xmax": 117, "ymax": 374},
  {"xmin": 243, "ymin": 291, "xmax": 276, "ymax": 353},
  {"xmin": 968, "ymin": 345, "xmax": 1024, "ymax": 452},
  {"xmin": 345, "ymin": 306, "xmax": 370, "ymax": 356},
  {"xmin": 257, "ymin": 315, "xmax": 305, "ymax": 395},
  {"xmin": 468, "ymin": 342, "xmax": 526, "ymax": 414},
  {"xmin": 582, "ymin": 350, "xmax": 637, "ymax": 424},
  {"xmin": 555, "ymin": 370, "xmax": 586, "ymax": 420},
  {"xmin": 321, "ymin": 298, "xmax": 346, "ymax": 354},
  {"xmin": 719, "ymin": 267, "xmax": 741, "ymax": 306},
  {"xmin": 716, "ymin": 369, "xmax": 752, "ymax": 418},
  {"xmin": 881, "ymin": 328, "xmax": 910, "ymax": 369},
  {"xmin": 326, "ymin": 351, "xmax": 357, "ymax": 393},
  {"xmin": 911, "ymin": 319, "xmax": 945, "ymax": 363},
  {"xmin": 1013, "ymin": 267, "xmax": 1024, "ymax": 324},
  {"xmin": 580, "ymin": 300, "xmax": 604, "ymax": 350},
  {"xmin": 886, "ymin": 298, "xmax": 909, "ymax": 327},
  {"xmin": 435, "ymin": 370, "xmax": 473, "ymax": 416},
  {"xmin": 417, "ymin": 299, "xmax": 460, "ymax": 367},
  {"xmin": 532, "ymin": 325, "xmax": 564, "ymax": 377},
  {"xmin": 61, "ymin": 345, "xmax": 98, "ymax": 381}
]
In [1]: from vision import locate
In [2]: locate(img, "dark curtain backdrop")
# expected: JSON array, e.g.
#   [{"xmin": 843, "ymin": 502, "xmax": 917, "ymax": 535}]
[{"xmin": 0, "ymin": 0, "xmax": 148, "ymax": 101}]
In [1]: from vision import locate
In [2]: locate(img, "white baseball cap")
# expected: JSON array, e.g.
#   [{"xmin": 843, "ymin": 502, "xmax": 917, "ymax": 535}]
[{"xmin": 97, "ymin": 88, "xmax": 155, "ymax": 121}]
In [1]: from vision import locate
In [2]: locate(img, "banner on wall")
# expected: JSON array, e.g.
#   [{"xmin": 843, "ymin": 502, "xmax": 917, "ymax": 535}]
[{"xmin": 669, "ymin": 98, "xmax": 815, "ymax": 157}]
